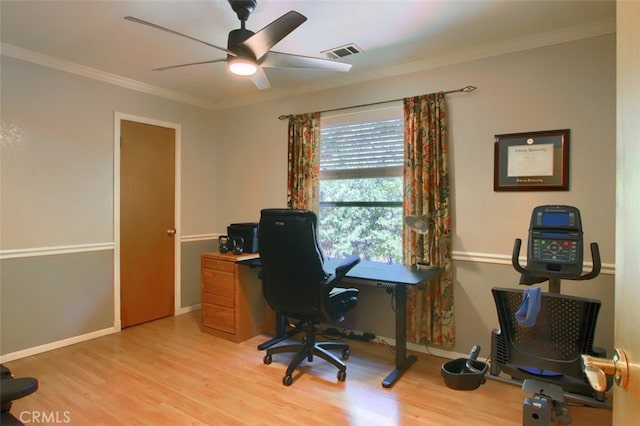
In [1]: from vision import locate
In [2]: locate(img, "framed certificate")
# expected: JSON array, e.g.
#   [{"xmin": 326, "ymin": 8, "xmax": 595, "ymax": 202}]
[{"xmin": 494, "ymin": 129, "xmax": 570, "ymax": 191}]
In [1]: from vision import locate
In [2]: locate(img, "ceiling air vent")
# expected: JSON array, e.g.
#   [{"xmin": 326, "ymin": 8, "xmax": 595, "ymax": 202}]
[{"xmin": 322, "ymin": 43, "xmax": 362, "ymax": 60}]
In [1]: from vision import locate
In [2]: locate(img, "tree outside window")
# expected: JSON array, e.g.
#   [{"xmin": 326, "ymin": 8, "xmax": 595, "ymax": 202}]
[{"xmin": 318, "ymin": 109, "xmax": 403, "ymax": 263}]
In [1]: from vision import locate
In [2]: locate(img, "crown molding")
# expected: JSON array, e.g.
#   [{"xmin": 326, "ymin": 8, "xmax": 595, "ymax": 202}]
[
  {"xmin": 0, "ymin": 43, "xmax": 219, "ymax": 110},
  {"xmin": 0, "ymin": 18, "xmax": 615, "ymax": 112},
  {"xmin": 210, "ymin": 18, "xmax": 616, "ymax": 110},
  {"xmin": 350, "ymin": 18, "xmax": 617, "ymax": 84}
]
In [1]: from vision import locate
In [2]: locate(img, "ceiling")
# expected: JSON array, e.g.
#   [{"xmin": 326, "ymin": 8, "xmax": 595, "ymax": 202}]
[{"xmin": 0, "ymin": 1, "xmax": 615, "ymax": 110}]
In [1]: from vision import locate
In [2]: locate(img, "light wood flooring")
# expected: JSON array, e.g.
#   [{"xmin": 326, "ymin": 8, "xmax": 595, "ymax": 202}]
[{"xmin": 5, "ymin": 311, "xmax": 612, "ymax": 425}]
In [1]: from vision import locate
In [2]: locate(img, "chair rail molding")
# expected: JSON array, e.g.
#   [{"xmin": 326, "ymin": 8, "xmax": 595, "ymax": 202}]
[
  {"xmin": 451, "ymin": 250, "xmax": 615, "ymax": 275},
  {"xmin": 0, "ymin": 242, "xmax": 115, "ymax": 260}
]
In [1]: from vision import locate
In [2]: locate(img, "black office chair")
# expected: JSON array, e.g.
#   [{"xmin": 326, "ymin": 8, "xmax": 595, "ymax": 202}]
[
  {"xmin": 1, "ymin": 364, "xmax": 38, "ymax": 426},
  {"xmin": 490, "ymin": 287, "xmax": 608, "ymax": 401},
  {"xmin": 258, "ymin": 209, "xmax": 360, "ymax": 386}
]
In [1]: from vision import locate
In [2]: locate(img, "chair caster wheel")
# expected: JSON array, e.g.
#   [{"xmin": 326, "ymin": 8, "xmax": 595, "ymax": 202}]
[
  {"xmin": 263, "ymin": 354, "xmax": 272, "ymax": 365},
  {"xmin": 337, "ymin": 370, "xmax": 347, "ymax": 381},
  {"xmin": 342, "ymin": 349, "xmax": 350, "ymax": 360},
  {"xmin": 283, "ymin": 375, "xmax": 293, "ymax": 386}
]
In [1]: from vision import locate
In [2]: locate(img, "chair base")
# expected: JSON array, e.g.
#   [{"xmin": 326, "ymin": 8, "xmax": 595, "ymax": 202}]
[
  {"xmin": 263, "ymin": 322, "xmax": 350, "ymax": 386},
  {"xmin": 257, "ymin": 319, "xmax": 303, "ymax": 351}
]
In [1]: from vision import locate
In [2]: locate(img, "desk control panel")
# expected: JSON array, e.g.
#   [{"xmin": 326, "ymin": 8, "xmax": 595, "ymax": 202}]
[{"xmin": 376, "ymin": 282, "xmax": 396, "ymax": 289}]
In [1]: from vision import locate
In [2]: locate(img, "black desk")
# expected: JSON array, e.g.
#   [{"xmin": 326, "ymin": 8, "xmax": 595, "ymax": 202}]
[
  {"xmin": 333, "ymin": 260, "xmax": 442, "ymax": 388},
  {"xmin": 241, "ymin": 257, "xmax": 442, "ymax": 388}
]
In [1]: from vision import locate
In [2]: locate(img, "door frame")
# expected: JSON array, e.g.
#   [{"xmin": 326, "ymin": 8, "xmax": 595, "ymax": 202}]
[{"xmin": 113, "ymin": 112, "xmax": 182, "ymax": 331}]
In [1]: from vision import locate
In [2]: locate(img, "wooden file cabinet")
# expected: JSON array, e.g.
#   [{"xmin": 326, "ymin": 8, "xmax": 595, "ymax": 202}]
[{"xmin": 200, "ymin": 252, "xmax": 273, "ymax": 342}]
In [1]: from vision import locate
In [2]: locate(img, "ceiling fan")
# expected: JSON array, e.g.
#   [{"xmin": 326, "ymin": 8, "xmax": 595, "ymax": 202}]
[{"xmin": 124, "ymin": 0, "xmax": 352, "ymax": 90}]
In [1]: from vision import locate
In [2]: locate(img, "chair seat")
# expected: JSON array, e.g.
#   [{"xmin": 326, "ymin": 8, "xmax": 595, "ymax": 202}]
[{"xmin": 327, "ymin": 287, "xmax": 358, "ymax": 322}]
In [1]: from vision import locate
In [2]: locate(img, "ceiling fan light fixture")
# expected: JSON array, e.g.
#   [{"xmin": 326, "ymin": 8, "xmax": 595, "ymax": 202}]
[{"xmin": 228, "ymin": 57, "xmax": 258, "ymax": 76}]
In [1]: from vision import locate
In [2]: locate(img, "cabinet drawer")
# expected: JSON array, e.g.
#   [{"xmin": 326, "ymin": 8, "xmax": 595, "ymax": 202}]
[
  {"xmin": 202, "ymin": 269, "xmax": 235, "ymax": 306},
  {"xmin": 202, "ymin": 257, "xmax": 235, "ymax": 272},
  {"xmin": 202, "ymin": 303, "xmax": 235, "ymax": 334},
  {"xmin": 202, "ymin": 292, "xmax": 234, "ymax": 309}
]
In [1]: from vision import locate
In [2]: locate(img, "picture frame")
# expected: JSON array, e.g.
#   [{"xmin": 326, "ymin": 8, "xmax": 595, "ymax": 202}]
[{"xmin": 493, "ymin": 129, "xmax": 570, "ymax": 191}]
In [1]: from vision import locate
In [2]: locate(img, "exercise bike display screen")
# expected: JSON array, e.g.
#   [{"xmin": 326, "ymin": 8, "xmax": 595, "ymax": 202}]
[
  {"xmin": 528, "ymin": 206, "xmax": 583, "ymax": 277},
  {"xmin": 540, "ymin": 212, "xmax": 571, "ymax": 226}
]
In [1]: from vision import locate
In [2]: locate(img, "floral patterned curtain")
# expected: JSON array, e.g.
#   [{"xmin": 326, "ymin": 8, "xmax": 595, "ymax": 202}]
[
  {"xmin": 403, "ymin": 92, "xmax": 454, "ymax": 347},
  {"xmin": 287, "ymin": 113, "xmax": 321, "ymax": 211}
]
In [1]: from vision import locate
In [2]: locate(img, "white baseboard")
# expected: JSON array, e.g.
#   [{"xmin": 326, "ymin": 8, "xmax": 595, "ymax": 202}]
[
  {"xmin": 346, "ymin": 330, "xmax": 469, "ymax": 361},
  {"xmin": 406, "ymin": 341, "xmax": 470, "ymax": 361},
  {"xmin": 176, "ymin": 304, "xmax": 201, "ymax": 315},
  {"xmin": 0, "ymin": 327, "xmax": 118, "ymax": 363},
  {"xmin": 1, "ymin": 309, "xmax": 201, "ymax": 363}
]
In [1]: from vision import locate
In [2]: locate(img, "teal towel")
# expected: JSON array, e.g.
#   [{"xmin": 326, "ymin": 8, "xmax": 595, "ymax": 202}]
[{"xmin": 515, "ymin": 287, "xmax": 542, "ymax": 327}]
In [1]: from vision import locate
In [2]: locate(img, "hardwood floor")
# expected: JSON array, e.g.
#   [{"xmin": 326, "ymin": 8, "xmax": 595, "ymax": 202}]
[{"xmin": 5, "ymin": 311, "xmax": 612, "ymax": 425}]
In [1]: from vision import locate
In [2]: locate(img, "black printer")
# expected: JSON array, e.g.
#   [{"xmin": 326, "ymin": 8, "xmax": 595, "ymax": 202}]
[{"xmin": 227, "ymin": 222, "xmax": 259, "ymax": 253}]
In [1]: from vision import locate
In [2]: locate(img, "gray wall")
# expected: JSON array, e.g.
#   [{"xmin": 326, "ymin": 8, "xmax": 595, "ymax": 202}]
[
  {"xmin": 0, "ymin": 251, "xmax": 113, "ymax": 354},
  {"xmin": 1, "ymin": 33, "xmax": 616, "ymax": 360},
  {"xmin": 211, "ymin": 34, "xmax": 616, "ymax": 356},
  {"xmin": 1, "ymin": 55, "xmax": 218, "ymax": 358},
  {"xmin": 180, "ymin": 240, "xmax": 217, "ymax": 307}
]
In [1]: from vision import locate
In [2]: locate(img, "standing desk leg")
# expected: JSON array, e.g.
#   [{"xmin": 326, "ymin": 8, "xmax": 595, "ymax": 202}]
[{"xmin": 381, "ymin": 284, "xmax": 417, "ymax": 388}]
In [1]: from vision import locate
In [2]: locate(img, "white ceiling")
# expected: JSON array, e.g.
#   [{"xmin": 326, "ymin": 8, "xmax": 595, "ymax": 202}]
[{"xmin": 0, "ymin": 1, "xmax": 615, "ymax": 110}]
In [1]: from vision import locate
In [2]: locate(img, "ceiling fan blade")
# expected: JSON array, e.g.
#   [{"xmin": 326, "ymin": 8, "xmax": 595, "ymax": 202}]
[
  {"xmin": 250, "ymin": 67, "xmax": 271, "ymax": 90},
  {"xmin": 239, "ymin": 11, "xmax": 307, "ymax": 60},
  {"xmin": 124, "ymin": 16, "xmax": 236, "ymax": 57},
  {"xmin": 153, "ymin": 59, "xmax": 227, "ymax": 72},
  {"xmin": 261, "ymin": 51, "xmax": 352, "ymax": 72}
]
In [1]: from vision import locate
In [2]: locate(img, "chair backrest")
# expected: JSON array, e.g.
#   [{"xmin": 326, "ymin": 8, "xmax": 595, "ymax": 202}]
[
  {"xmin": 492, "ymin": 287, "xmax": 601, "ymax": 380},
  {"xmin": 258, "ymin": 209, "xmax": 328, "ymax": 319}
]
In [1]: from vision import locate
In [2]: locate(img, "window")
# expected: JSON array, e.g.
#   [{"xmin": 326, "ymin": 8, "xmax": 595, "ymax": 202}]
[{"xmin": 318, "ymin": 103, "xmax": 404, "ymax": 262}]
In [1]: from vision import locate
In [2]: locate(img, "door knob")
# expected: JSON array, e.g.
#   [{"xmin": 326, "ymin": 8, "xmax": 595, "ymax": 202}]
[
  {"xmin": 581, "ymin": 348, "xmax": 629, "ymax": 392},
  {"xmin": 167, "ymin": 228, "xmax": 176, "ymax": 236}
]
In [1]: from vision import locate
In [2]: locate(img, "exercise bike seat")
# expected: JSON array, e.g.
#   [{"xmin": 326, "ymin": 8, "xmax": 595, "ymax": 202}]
[
  {"xmin": 1, "ymin": 377, "xmax": 38, "ymax": 405},
  {"xmin": 1, "ymin": 364, "xmax": 38, "ymax": 423}
]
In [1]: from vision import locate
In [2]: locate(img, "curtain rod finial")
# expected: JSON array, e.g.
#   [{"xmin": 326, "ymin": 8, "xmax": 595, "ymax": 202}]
[
  {"xmin": 278, "ymin": 114, "xmax": 290, "ymax": 120},
  {"xmin": 463, "ymin": 86, "xmax": 477, "ymax": 92}
]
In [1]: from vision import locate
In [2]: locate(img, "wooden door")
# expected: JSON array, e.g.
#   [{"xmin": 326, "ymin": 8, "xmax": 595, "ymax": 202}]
[
  {"xmin": 120, "ymin": 120, "xmax": 175, "ymax": 328},
  {"xmin": 612, "ymin": 1, "xmax": 640, "ymax": 422}
]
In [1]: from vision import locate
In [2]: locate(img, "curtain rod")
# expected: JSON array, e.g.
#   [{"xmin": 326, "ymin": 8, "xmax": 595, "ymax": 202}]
[{"xmin": 277, "ymin": 85, "xmax": 477, "ymax": 120}]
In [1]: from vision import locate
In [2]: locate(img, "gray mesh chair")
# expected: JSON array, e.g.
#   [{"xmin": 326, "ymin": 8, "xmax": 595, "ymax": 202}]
[{"xmin": 490, "ymin": 287, "xmax": 607, "ymax": 400}]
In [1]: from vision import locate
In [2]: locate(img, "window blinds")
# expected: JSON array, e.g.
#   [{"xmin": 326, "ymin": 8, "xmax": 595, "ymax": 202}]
[{"xmin": 320, "ymin": 103, "xmax": 403, "ymax": 179}]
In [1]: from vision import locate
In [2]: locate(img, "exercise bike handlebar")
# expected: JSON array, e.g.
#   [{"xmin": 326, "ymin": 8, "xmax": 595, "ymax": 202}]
[
  {"xmin": 511, "ymin": 238, "xmax": 601, "ymax": 281},
  {"xmin": 572, "ymin": 242, "xmax": 601, "ymax": 280},
  {"xmin": 512, "ymin": 238, "xmax": 528, "ymax": 275}
]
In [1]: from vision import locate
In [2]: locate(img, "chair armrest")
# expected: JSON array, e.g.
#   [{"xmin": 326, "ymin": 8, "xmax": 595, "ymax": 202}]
[
  {"xmin": 334, "ymin": 255, "xmax": 360, "ymax": 280},
  {"xmin": 323, "ymin": 255, "xmax": 359, "ymax": 283},
  {"xmin": 323, "ymin": 255, "xmax": 360, "ymax": 288}
]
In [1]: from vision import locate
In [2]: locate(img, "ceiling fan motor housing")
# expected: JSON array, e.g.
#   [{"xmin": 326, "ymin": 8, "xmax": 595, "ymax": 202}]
[
  {"xmin": 229, "ymin": 0, "xmax": 257, "ymax": 22},
  {"xmin": 227, "ymin": 28, "xmax": 256, "ymax": 59}
]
